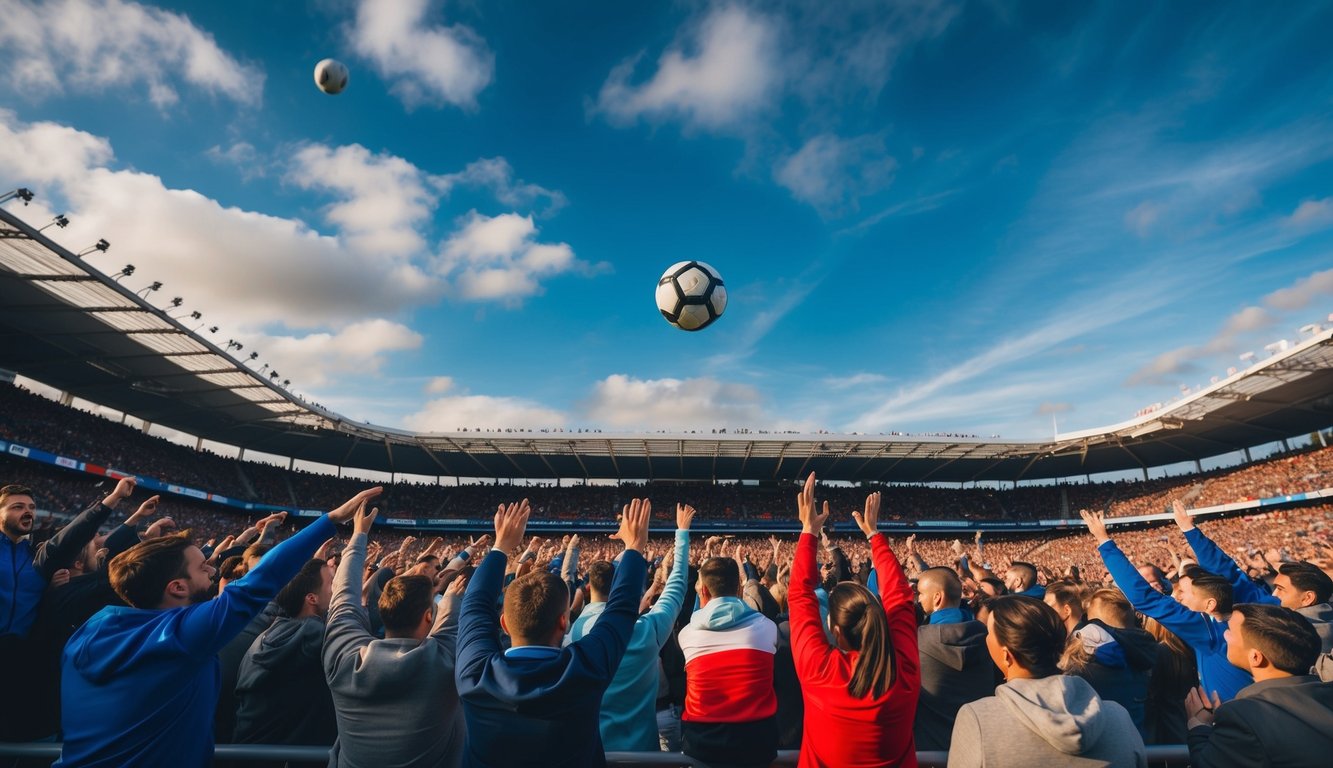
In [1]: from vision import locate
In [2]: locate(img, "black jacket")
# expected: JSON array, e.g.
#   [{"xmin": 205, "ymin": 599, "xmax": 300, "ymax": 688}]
[
  {"xmin": 233, "ymin": 615, "xmax": 336, "ymax": 747},
  {"xmin": 1187, "ymin": 675, "xmax": 1333, "ymax": 768},
  {"xmin": 914, "ymin": 618, "xmax": 994, "ymax": 751}
]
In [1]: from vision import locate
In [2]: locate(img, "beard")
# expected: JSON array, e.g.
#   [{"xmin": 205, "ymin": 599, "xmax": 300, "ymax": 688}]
[
  {"xmin": 188, "ymin": 585, "xmax": 214, "ymax": 604},
  {"xmin": 2, "ymin": 515, "xmax": 33, "ymax": 539}
]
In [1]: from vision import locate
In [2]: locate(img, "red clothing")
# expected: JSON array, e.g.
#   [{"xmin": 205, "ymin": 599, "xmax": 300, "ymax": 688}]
[{"xmin": 789, "ymin": 532, "xmax": 921, "ymax": 768}]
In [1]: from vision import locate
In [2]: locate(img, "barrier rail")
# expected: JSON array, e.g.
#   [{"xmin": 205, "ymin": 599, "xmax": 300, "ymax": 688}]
[{"xmin": 0, "ymin": 743, "xmax": 1192, "ymax": 766}]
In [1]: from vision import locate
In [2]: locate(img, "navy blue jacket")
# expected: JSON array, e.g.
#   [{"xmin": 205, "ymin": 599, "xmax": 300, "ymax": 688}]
[
  {"xmin": 456, "ymin": 546, "xmax": 647, "ymax": 768},
  {"xmin": 2, "ymin": 498, "xmax": 115, "ymax": 638}
]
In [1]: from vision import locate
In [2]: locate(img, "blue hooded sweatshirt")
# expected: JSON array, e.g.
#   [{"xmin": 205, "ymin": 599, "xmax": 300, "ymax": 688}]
[{"xmin": 56, "ymin": 515, "xmax": 334, "ymax": 768}]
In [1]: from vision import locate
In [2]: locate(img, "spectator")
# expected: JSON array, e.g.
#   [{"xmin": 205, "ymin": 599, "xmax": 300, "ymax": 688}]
[
  {"xmin": 232, "ymin": 559, "xmax": 338, "ymax": 755},
  {"xmin": 1184, "ymin": 603, "xmax": 1333, "ymax": 767},
  {"xmin": 788, "ymin": 478, "xmax": 920, "ymax": 767},
  {"xmin": 568, "ymin": 503, "xmax": 696, "ymax": 752},
  {"xmin": 1271, "ymin": 562, "xmax": 1333, "ymax": 651},
  {"xmin": 54, "ymin": 487, "xmax": 380, "ymax": 767},
  {"xmin": 323, "ymin": 505, "xmax": 468, "ymax": 768},
  {"xmin": 679, "ymin": 553, "xmax": 779, "ymax": 767},
  {"xmin": 455, "ymin": 499, "xmax": 650, "ymax": 768},
  {"xmin": 1061, "ymin": 588, "xmax": 1156, "ymax": 740},
  {"xmin": 1003, "ymin": 562, "xmax": 1044, "ymax": 599},
  {"xmin": 1142, "ymin": 616, "xmax": 1198, "ymax": 744},
  {"xmin": 1043, "ymin": 580, "xmax": 1086, "ymax": 633},
  {"xmin": 1081, "ymin": 508, "xmax": 1253, "ymax": 702},
  {"xmin": 914, "ymin": 563, "xmax": 994, "ymax": 752},
  {"xmin": 947, "ymin": 595, "xmax": 1146, "ymax": 767}
]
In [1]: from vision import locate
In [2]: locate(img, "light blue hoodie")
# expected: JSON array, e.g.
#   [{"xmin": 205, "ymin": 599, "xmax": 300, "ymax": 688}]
[{"xmin": 568, "ymin": 528, "xmax": 690, "ymax": 751}]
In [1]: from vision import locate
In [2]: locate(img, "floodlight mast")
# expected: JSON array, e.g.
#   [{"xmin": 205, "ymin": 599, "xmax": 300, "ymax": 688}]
[{"xmin": 0, "ymin": 188, "xmax": 35, "ymax": 206}]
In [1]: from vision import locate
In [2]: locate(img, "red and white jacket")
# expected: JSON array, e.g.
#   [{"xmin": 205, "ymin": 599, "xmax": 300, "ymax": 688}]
[{"xmin": 678, "ymin": 596, "xmax": 778, "ymax": 722}]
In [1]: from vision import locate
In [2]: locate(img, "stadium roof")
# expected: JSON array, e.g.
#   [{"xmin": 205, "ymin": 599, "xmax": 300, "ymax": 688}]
[{"xmin": 2, "ymin": 201, "xmax": 1332, "ymax": 484}]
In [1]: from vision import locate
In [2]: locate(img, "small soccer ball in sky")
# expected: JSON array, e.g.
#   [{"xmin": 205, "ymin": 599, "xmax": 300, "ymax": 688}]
[
  {"xmin": 314, "ymin": 59, "xmax": 349, "ymax": 95},
  {"xmin": 656, "ymin": 261, "xmax": 727, "ymax": 331}
]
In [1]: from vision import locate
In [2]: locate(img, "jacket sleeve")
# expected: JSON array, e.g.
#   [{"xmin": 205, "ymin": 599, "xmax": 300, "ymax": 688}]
[
  {"xmin": 323, "ymin": 531, "xmax": 374, "ymax": 680},
  {"xmin": 1184, "ymin": 527, "xmax": 1278, "ymax": 606},
  {"xmin": 177, "ymin": 515, "xmax": 335, "ymax": 658},
  {"xmin": 1186, "ymin": 705, "xmax": 1269, "ymax": 768},
  {"xmin": 871, "ymin": 533, "xmax": 920, "ymax": 690},
  {"xmin": 34, "ymin": 499, "xmax": 116, "ymax": 577},
  {"xmin": 789, "ymin": 533, "xmax": 833, "ymax": 681},
  {"xmin": 644, "ymin": 529, "xmax": 691, "ymax": 647},
  {"xmin": 102, "ymin": 523, "xmax": 142, "ymax": 560},
  {"xmin": 569, "ymin": 550, "xmax": 647, "ymax": 681},
  {"xmin": 455, "ymin": 549, "xmax": 509, "ymax": 688},
  {"xmin": 1098, "ymin": 539, "xmax": 1223, "ymax": 652}
]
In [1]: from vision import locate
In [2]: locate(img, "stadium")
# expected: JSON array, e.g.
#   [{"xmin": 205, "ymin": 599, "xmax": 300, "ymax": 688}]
[{"xmin": 2, "ymin": 196, "xmax": 1333, "ymax": 766}]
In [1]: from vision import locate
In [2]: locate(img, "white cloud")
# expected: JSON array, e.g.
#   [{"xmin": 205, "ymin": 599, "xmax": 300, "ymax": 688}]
[
  {"xmin": 1263, "ymin": 267, "xmax": 1333, "ymax": 311},
  {"xmin": 287, "ymin": 143, "xmax": 439, "ymax": 258},
  {"xmin": 1284, "ymin": 197, "xmax": 1333, "ymax": 229},
  {"xmin": 1124, "ymin": 200, "xmax": 1163, "ymax": 236},
  {"xmin": 347, "ymin": 0, "xmax": 493, "ymax": 110},
  {"xmin": 436, "ymin": 157, "xmax": 567, "ymax": 214},
  {"xmin": 595, "ymin": 4, "xmax": 782, "ymax": 131},
  {"xmin": 1035, "ymin": 402, "xmax": 1072, "ymax": 415},
  {"xmin": 0, "ymin": 0, "xmax": 263, "ymax": 108},
  {"xmin": 206, "ymin": 141, "xmax": 264, "ymax": 179},
  {"xmin": 774, "ymin": 133, "xmax": 896, "ymax": 214},
  {"xmin": 437, "ymin": 211, "xmax": 595, "ymax": 302},
  {"xmin": 583, "ymin": 374, "xmax": 769, "ymax": 431},
  {"xmin": 247, "ymin": 320, "xmax": 423, "ymax": 389},
  {"xmin": 1126, "ymin": 303, "xmax": 1279, "ymax": 386},
  {"xmin": 424, "ymin": 376, "xmax": 454, "ymax": 395},
  {"xmin": 405, "ymin": 393, "xmax": 566, "ymax": 432}
]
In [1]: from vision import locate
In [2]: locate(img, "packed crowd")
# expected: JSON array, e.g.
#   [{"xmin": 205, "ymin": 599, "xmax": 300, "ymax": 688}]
[
  {"xmin": 5, "ymin": 384, "xmax": 1333, "ymax": 527},
  {"xmin": 2, "ymin": 465, "xmax": 1332, "ymax": 767}
]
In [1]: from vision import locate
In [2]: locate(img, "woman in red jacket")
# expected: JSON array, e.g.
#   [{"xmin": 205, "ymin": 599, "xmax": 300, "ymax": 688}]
[{"xmin": 789, "ymin": 472, "xmax": 921, "ymax": 767}]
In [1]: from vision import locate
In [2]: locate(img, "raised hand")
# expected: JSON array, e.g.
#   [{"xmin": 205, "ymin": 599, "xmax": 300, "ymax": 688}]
[
  {"xmin": 1079, "ymin": 508, "xmax": 1110, "ymax": 545},
  {"xmin": 328, "ymin": 487, "xmax": 384, "ymax": 524},
  {"xmin": 1170, "ymin": 499, "xmax": 1194, "ymax": 532},
  {"xmin": 353, "ymin": 505, "xmax": 378, "ymax": 536},
  {"xmin": 797, "ymin": 472, "xmax": 828, "ymax": 534},
  {"xmin": 493, "ymin": 499, "xmax": 532, "ymax": 552},
  {"xmin": 445, "ymin": 573, "xmax": 468, "ymax": 597},
  {"xmin": 127, "ymin": 495, "xmax": 160, "ymax": 525},
  {"xmin": 144, "ymin": 517, "xmax": 176, "ymax": 540},
  {"xmin": 851, "ymin": 491, "xmax": 880, "ymax": 537},
  {"xmin": 103, "ymin": 476, "xmax": 138, "ymax": 508},
  {"xmin": 905, "ymin": 533, "xmax": 917, "ymax": 554},
  {"xmin": 677, "ymin": 503, "xmax": 697, "ymax": 530},
  {"xmin": 469, "ymin": 533, "xmax": 492, "ymax": 550},
  {"xmin": 257, "ymin": 511, "xmax": 288, "ymax": 531},
  {"xmin": 614, "ymin": 498, "xmax": 651, "ymax": 553}
]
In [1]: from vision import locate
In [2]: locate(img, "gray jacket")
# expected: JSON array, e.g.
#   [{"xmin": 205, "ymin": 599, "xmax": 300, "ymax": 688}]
[
  {"xmin": 1186, "ymin": 675, "xmax": 1333, "ymax": 768},
  {"xmin": 948, "ymin": 675, "xmax": 1146, "ymax": 768},
  {"xmin": 323, "ymin": 533, "xmax": 465, "ymax": 768},
  {"xmin": 915, "ymin": 619, "xmax": 994, "ymax": 751},
  {"xmin": 1298, "ymin": 602, "xmax": 1333, "ymax": 654}
]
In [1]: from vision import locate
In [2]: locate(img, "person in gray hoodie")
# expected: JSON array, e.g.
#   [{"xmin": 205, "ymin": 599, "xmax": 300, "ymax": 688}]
[
  {"xmin": 232, "ymin": 558, "xmax": 337, "ymax": 754},
  {"xmin": 915, "ymin": 566, "xmax": 995, "ymax": 751},
  {"xmin": 323, "ymin": 505, "xmax": 468, "ymax": 768},
  {"xmin": 948, "ymin": 595, "xmax": 1146, "ymax": 768}
]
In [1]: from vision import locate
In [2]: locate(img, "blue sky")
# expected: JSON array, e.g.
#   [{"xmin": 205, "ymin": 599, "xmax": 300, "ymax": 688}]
[{"xmin": 1, "ymin": 0, "xmax": 1332, "ymax": 441}]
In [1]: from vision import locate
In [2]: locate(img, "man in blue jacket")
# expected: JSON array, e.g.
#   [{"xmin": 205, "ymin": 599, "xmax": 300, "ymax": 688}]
[
  {"xmin": 1081, "ymin": 507, "xmax": 1252, "ymax": 701},
  {"xmin": 56, "ymin": 486, "xmax": 382, "ymax": 768},
  {"xmin": 456, "ymin": 497, "xmax": 651, "ymax": 768}
]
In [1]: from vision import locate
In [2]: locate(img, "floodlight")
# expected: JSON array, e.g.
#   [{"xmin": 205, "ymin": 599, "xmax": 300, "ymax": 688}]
[
  {"xmin": 78, "ymin": 239, "xmax": 111, "ymax": 257},
  {"xmin": 38, "ymin": 214, "xmax": 70, "ymax": 232},
  {"xmin": 113, "ymin": 265, "xmax": 135, "ymax": 281},
  {"xmin": 0, "ymin": 188, "xmax": 34, "ymax": 206}
]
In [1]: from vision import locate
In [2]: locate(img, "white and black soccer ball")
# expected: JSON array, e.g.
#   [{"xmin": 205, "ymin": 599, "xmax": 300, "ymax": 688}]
[
  {"xmin": 655, "ymin": 260, "xmax": 727, "ymax": 332},
  {"xmin": 314, "ymin": 58, "xmax": 349, "ymax": 95}
]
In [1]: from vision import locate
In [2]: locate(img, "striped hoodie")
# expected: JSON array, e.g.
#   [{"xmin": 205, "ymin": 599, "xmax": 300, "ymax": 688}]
[{"xmin": 679, "ymin": 596, "xmax": 779, "ymax": 722}]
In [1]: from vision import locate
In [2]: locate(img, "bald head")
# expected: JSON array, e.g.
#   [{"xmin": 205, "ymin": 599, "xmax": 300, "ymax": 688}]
[{"xmin": 917, "ymin": 567, "xmax": 962, "ymax": 615}]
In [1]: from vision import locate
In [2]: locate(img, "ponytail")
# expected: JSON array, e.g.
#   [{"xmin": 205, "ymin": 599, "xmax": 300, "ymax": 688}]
[{"xmin": 829, "ymin": 582, "xmax": 896, "ymax": 699}]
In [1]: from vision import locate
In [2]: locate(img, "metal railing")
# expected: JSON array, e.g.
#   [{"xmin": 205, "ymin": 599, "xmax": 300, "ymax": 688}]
[{"xmin": 0, "ymin": 743, "xmax": 1192, "ymax": 766}]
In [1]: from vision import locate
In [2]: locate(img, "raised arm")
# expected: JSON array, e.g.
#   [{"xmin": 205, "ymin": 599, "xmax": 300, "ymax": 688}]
[
  {"xmin": 324, "ymin": 504, "xmax": 378, "ymax": 677},
  {"xmin": 644, "ymin": 504, "xmax": 695, "ymax": 644},
  {"xmin": 35, "ymin": 476, "xmax": 135, "ymax": 575},
  {"xmin": 570, "ymin": 498, "xmax": 649, "ymax": 677},
  {"xmin": 789, "ymin": 473, "xmax": 835, "ymax": 672},
  {"xmin": 1173, "ymin": 500, "xmax": 1277, "ymax": 606},
  {"xmin": 457, "ymin": 500, "xmax": 530, "ymax": 685},
  {"xmin": 855, "ymin": 491, "xmax": 919, "ymax": 689}
]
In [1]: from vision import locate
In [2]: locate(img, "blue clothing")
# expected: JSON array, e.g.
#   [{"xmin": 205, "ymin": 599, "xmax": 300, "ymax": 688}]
[
  {"xmin": 1184, "ymin": 527, "xmax": 1279, "ymax": 607},
  {"xmin": 56, "ymin": 515, "xmax": 335, "ymax": 768},
  {"xmin": 1, "ymin": 499, "xmax": 114, "ymax": 638},
  {"xmin": 569, "ymin": 528, "xmax": 690, "ymax": 751},
  {"xmin": 929, "ymin": 606, "xmax": 973, "ymax": 625},
  {"xmin": 456, "ymin": 546, "xmax": 647, "ymax": 768},
  {"xmin": 1098, "ymin": 539, "xmax": 1251, "ymax": 701},
  {"xmin": 1015, "ymin": 584, "xmax": 1046, "ymax": 599}
]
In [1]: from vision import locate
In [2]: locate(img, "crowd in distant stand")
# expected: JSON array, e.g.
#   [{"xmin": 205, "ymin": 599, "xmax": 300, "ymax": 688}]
[
  {"xmin": 4, "ymin": 385, "xmax": 1333, "ymax": 527},
  {"xmin": 4, "ymin": 446, "xmax": 1333, "ymax": 765}
]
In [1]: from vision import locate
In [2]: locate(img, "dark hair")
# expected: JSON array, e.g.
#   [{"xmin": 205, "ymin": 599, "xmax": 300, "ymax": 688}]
[
  {"xmin": 108, "ymin": 531, "xmax": 194, "ymax": 609},
  {"xmin": 243, "ymin": 542, "xmax": 271, "ymax": 564},
  {"xmin": 829, "ymin": 582, "xmax": 895, "ymax": 698},
  {"xmin": 1278, "ymin": 562, "xmax": 1333, "ymax": 605},
  {"xmin": 1185, "ymin": 570, "xmax": 1233, "ymax": 613},
  {"xmin": 0, "ymin": 484, "xmax": 33, "ymax": 502},
  {"xmin": 698, "ymin": 557, "xmax": 741, "ymax": 599},
  {"xmin": 979, "ymin": 577, "xmax": 1007, "ymax": 596},
  {"xmin": 587, "ymin": 561, "xmax": 615, "ymax": 596},
  {"xmin": 1008, "ymin": 562, "xmax": 1038, "ymax": 590},
  {"xmin": 219, "ymin": 555, "xmax": 247, "ymax": 582},
  {"xmin": 378, "ymin": 575, "xmax": 435, "ymax": 635},
  {"xmin": 1234, "ymin": 603, "xmax": 1322, "ymax": 675},
  {"xmin": 275, "ymin": 559, "xmax": 327, "ymax": 617},
  {"xmin": 503, "ymin": 571, "xmax": 569, "ymax": 643},
  {"xmin": 989, "ymin": 595, "xmax": 1066, "ymax": 678}
]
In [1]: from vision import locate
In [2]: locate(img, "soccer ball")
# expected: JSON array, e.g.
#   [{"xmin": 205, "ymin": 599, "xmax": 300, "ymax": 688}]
[
  {"xmin": 314, "ymin": 59, "xmax": 349, "ymax": 95},
  {"xmin": 655, "ymin": 261, "xmax": 727, "ymax": 331}
]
